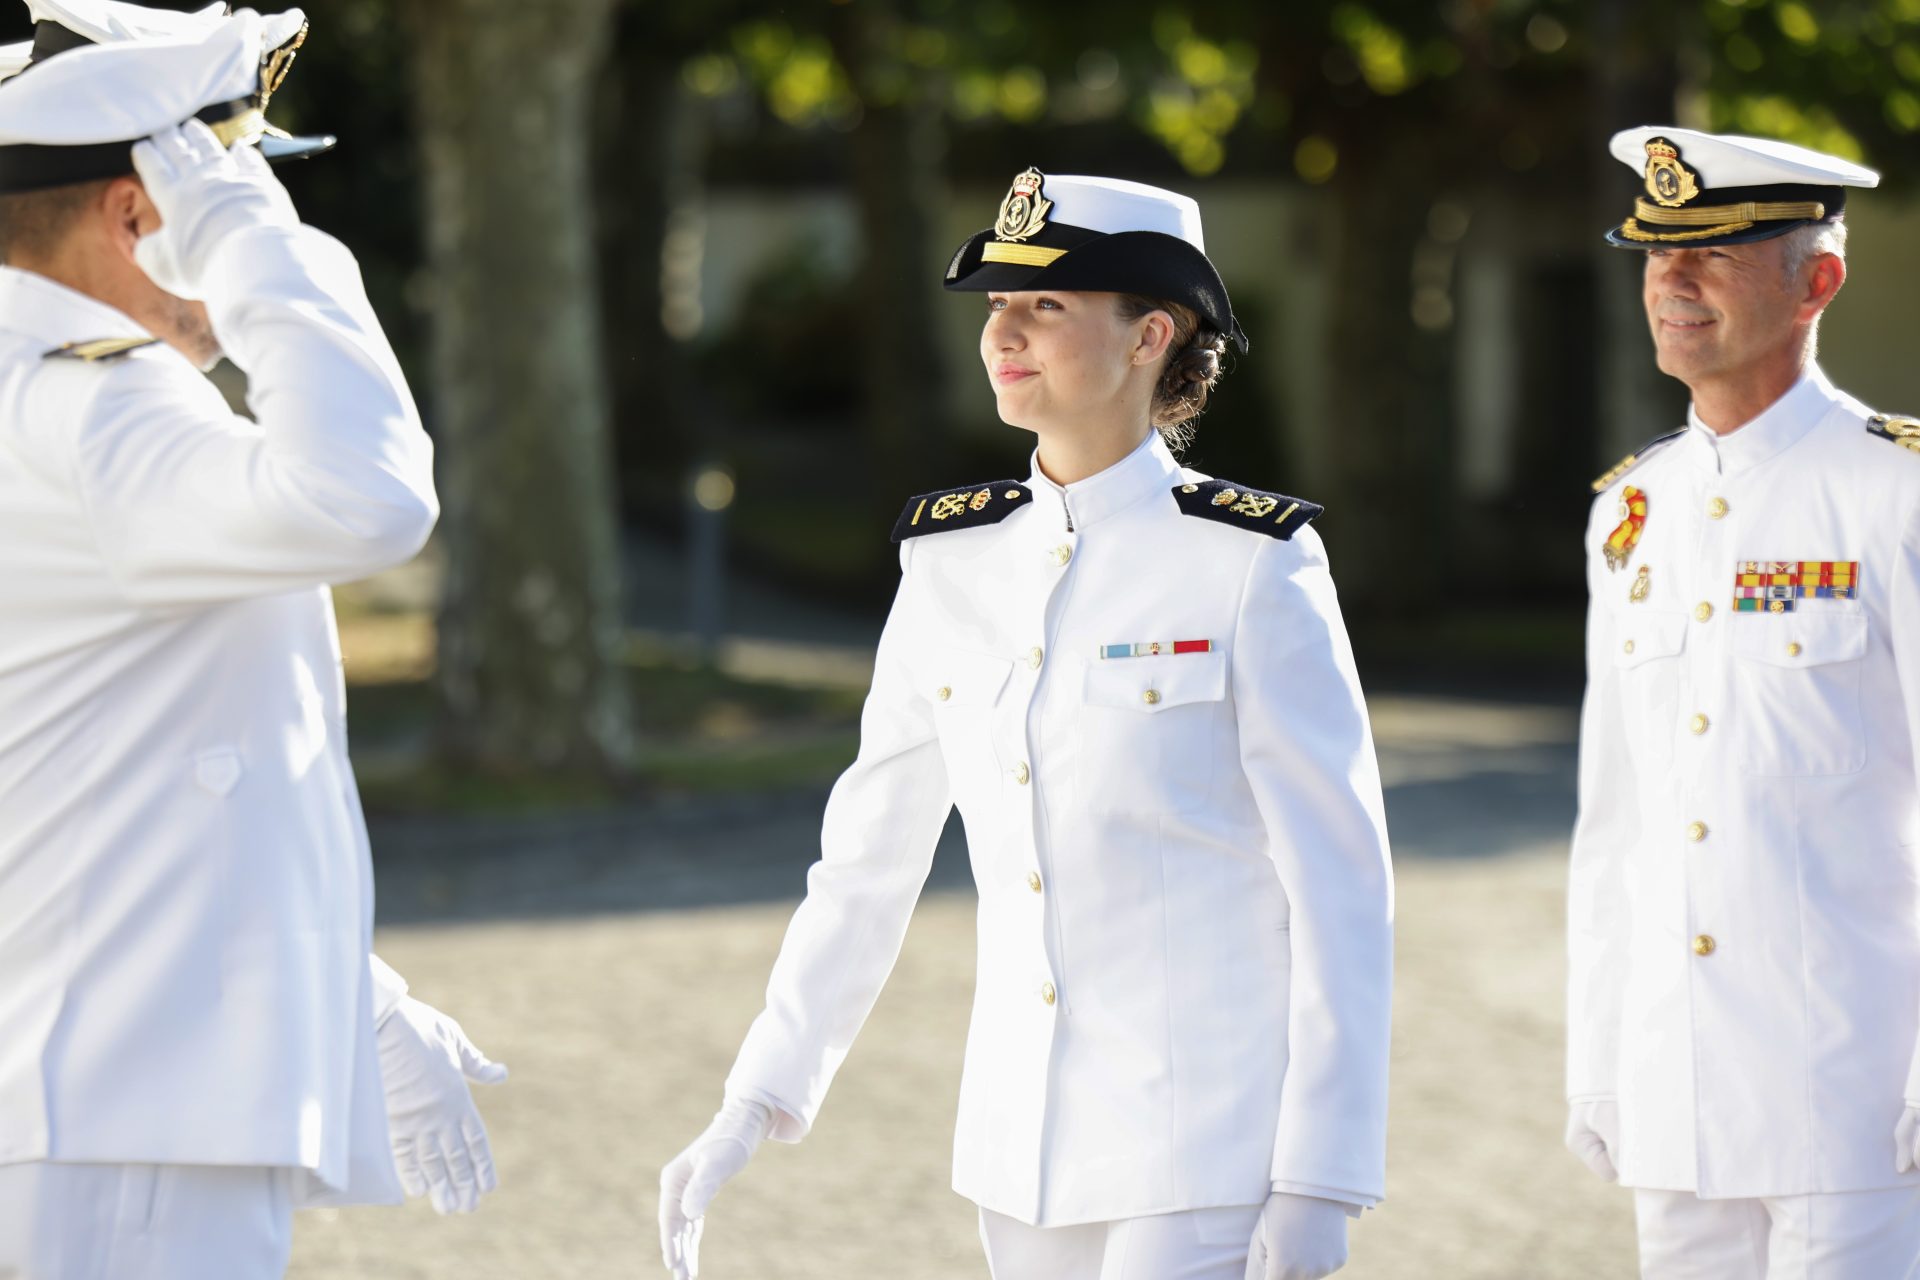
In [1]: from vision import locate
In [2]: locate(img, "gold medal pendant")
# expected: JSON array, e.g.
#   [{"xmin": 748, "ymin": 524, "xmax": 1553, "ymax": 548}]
[
  {"xmin": 1630, "ymin": 564, "xmax": 1651, "ymax": 603},
  {"xmin": 1603, "ymin": 486, "xmax": 1648, "ymax": 572}
]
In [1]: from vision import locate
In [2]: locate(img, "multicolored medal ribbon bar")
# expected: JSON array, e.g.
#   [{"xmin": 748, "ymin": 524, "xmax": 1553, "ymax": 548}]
[
  {"xmin": 1098, "ymin": 640, "xmax": 1214, "ymax": 659},
  {"xmin": 1603, "ymin": 486, "xmax": 1647, "ymax": 572},
  {"xmin": 1732, "ymin": 560, "xmax": 1858, "ymax": 613}
]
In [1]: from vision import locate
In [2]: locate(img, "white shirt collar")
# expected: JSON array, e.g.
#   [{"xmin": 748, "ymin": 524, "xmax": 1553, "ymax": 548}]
[
  {"xmin": 0, "ymin": 265, "xmax": 152, "ymax": 349},
  {"xmin": 1025, "ymin": 430, "xmax": 1183, "ymax": 531},
  {"xmin": 1682, "ymin": 363, "xmax": 1838, "ymax": 475}
]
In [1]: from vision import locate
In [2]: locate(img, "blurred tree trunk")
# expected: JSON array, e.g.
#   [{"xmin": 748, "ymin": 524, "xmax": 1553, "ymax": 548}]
[
  {"xmin": 1592, "ymin": 0, "xmax": 1689, "ymax": 461},
  {"xmin": 405, "ymin": 0, "xmax": 634, "ymax": 780},
  {"xmin": 595, "ymin": 12, "xmax": 706, "ymax": 517},
  {"xmin": 825, "ymin": 3, "xmax": 953, "ymax": 497},
  {"xmin": 1319, "ymin": 142, "xmax": 1452, "ymax": 618}
]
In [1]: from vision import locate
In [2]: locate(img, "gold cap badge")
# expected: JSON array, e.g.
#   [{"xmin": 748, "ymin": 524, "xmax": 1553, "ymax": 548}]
[
  {"xmin": 994, "ymin": 167, "xmax": 1053, "ymax": 242},
  {"xmin": 1643, "ymin": 137, "xmax": 1701, "ymax": 208}
]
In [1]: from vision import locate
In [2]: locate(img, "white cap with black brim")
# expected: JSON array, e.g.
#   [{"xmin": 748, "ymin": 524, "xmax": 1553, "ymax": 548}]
[
  {"xmin": 944, "ymin": 168, "xmax": 1249, "ymax": 354},
  {"xmin": 0, "ymin": 11, "xmax": 300, "ymax": 196},
  {"xmin": 0, "ymin": 1, "xmax": 328, "ymax": 167}
]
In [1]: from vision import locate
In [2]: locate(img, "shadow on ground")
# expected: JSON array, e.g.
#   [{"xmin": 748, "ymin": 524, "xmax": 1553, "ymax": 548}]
[{"xmin": 368, "ymin": 693, "xmax": 1582, "ymax": 926}]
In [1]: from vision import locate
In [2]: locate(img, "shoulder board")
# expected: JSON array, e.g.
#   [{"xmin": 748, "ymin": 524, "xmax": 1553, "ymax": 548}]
[
  {"xmin": 1590, "ymin": 427, "xmax": 1686, "ymax": 494},
  {"xmin": 1172, "ymin": 479, "xmax": 1322, "ymax": 541},
  {"xmin": 1867, "ymin": 414, "xmax": 1920, "ymax": 456},
  {"xmin": 44, "ymin": 337, "xmax": 161, "ymax": 364},
  {"xmin": 892, "ymin": 480, "xmax": 1032, "ymax": 543}
]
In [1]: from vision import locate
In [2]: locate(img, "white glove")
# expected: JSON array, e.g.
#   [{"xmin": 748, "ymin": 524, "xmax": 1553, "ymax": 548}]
[
  {"xmin": 129, "ymin": 119, "xmax": 298, "ymax": 300},
  {"xmin": 376, "ymin": 994, "xmax": 508, "ymax": 1215},
  {"xmin": 1245, "ymin": 1192, "xmax": 1350, "ymax": 1280},
  {"xmin": 1894, "ymin": 1103, "xmax": 1920, "ymax": 1173},
  {"xmin": 1565, "ymin": 1097, "xmax": 1621, "ymax": 1182},
  {"xmin": 658, "ymin": 1097, "xmax": 773, "ymax": 1279}
]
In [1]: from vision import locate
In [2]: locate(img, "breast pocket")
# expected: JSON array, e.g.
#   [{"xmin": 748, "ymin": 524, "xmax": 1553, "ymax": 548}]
[
  {"xmin": 1611, "ymin": 610, "xmax": 1688, "ymax": 772},
  {"xmin": 1731, "ymin": 611, "xmax": 1868, "ymax": 776},
  {"xmin": 926, "ymin": 647, "xmax": 1014, "ymax": 810},
  {"xmin": 1077, "ymin": 650, "xmax": 1226, "ymax": 816}
]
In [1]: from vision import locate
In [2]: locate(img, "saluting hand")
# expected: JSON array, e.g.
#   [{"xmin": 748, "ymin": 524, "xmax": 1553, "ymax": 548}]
[
  {"xmin": 376, "ymin": 995, "xmax": 509, "ymax": 1214},
  {"xmin": 658, "ymin": 1098, "xmax": 773, "ymax": 1279},
  {"xmin": 1245, "ymin": 1192, "xmax": 1350, "ymax": 1280},
  {"xmin": 129, "ymin": 119, "xmax": 298, "ymax": 300}
]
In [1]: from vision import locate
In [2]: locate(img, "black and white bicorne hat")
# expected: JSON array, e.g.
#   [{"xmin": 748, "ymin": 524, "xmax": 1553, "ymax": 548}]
[
  {"xmin": 0, "ymin": 1, "xmax": 328, "ymax": 193},
  {"xmin": 1604, "ymin": 126, "xmax": 1879, "ymax": 249},
  {"xmin": 944, "ymin": 167, "xmax": 1248, "ymax": 354}
]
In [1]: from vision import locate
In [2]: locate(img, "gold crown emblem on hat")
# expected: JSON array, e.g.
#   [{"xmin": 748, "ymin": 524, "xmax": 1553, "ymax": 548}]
[
  {"xmin": 994, "ymin": 166, "xmax": 1053, "ymax": 242},
  {"xmin": 1643, "ymin": 136, "xmax": 1700, "ymax": 208}
]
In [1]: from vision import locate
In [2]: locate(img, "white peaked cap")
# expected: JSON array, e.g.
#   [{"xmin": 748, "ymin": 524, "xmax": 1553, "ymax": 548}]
[
  {"xmin": 2, "ymin": 4, "xmax": 306, "ymax": 85},
  {"xmin": 28, "ymin": 0, "xmax": 227, "ymax": 42},
  {"xmin": 1609, "ymin": 125, "xmax": 1879, "ymax": 190},
  {"xmin": 1042, "ymin": 173, "xmax": 1207, "ymax": 251},
  {"xmin": 0, "ymin": 11, "xmax": 261, "ymax": 147}
]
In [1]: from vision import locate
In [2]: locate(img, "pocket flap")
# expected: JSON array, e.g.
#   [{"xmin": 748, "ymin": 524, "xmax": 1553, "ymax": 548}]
[
  {"xmin": 1082, "ymin": 649, "xmax": 1227, "ymax": 711},
  {"xmin": 1732, "ymin": 610, "xmax": 1868, "ymax": 668},
  {"xmin": 1612, "ymin": 610, "xmax": 1689, "ymax": 669},
  {"xmin": 927, "ymin": 647, "xmax": 1013, "ymax": 707},
  {"xmin": 194, "ymin": 748, "xmax": 243, "ymax": 797}
]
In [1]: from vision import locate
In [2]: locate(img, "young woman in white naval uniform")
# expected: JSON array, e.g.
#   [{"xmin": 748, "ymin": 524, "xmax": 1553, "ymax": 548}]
[{"xmin": 658, "ymin": 168, "xmax": 1394, "ymax": 1280}]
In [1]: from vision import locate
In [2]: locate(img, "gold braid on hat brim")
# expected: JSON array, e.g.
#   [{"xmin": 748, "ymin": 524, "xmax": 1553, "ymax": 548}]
[{"xmin": 1617, "ymin": 195, "xmax": 1828, "ymax": 243}]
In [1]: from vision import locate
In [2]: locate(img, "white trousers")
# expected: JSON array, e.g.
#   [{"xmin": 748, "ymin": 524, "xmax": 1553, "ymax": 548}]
[
  {"xmin": 0, "ymin": 1162, "xmax": 294, "ymax": 1280},
  {"xmin": 1635, "ymin": 1187, "xmax": 1920, "ymax": 1280},
  {"xmin": 979, "ymin": 1204, "xmax": 1265, "ymax": 1280}
]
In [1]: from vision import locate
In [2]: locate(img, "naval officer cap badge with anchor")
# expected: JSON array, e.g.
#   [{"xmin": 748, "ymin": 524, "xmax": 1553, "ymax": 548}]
[
  {"xmin": 0, "ymin": 4, "xmax": 328, "ymax": 198},
  {"xmin": 1603, "ymin": 126, "xmax": 1878, "ymax": 249},
  {"xmin": 943, "ymin": 166, "xmax": 1249, "ymax": 354}
]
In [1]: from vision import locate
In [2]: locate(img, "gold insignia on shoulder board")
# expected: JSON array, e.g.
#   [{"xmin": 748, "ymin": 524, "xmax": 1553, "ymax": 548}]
[
  {"xmin": 994, "ymin": 167, "xmax": 1053, "ymax": 242},
  {"xmin": 930, "ymin": 492, "xmax": 972, "ymax": 520},
  {"xmin": 44, "ymin": 337, "xmax": 160, "ymax": 363},
  {"xmin": 1643, "ymin": 137, "xmax": 1701, "ymax": 209},
  {"xmin": 1211, "ymin": 489, "xmax": 1238, "ymax": 507},
  {"xmin": 1869, "ymin": 414, "xmax": 1920, "ymax": 455}
]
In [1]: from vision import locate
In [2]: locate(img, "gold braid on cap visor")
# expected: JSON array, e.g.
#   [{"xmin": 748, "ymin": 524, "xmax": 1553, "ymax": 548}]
[
  {"xmin": 1617, "ymin": 195, "xmax": 1827, "ymax": 243},
  {"xmin": 981, "ymin": 242, "xmax": 1069, "ymax": 267}
]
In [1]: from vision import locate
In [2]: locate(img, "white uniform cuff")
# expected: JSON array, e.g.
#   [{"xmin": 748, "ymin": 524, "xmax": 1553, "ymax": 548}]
[
  {"xmin": 1271, "ymin": 1180, "xmax": 1377, "ymax": 1215},
  {"xmin": 369, "ymin": 953, "xmax": 409, "ymax": 1028}
]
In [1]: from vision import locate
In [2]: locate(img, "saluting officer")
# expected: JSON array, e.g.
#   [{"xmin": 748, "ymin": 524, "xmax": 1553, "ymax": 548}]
[
  {"xmin": 0, "ymin": 14, "xmax": 504, "ymax": 1278},
  {"xmin": 658, "ymin": 169, "xmax": 1394, "ymax": 1280},
  {"xmin": 1566, "ymin": 126, "xmax": 1920, "ymax": 1276}
]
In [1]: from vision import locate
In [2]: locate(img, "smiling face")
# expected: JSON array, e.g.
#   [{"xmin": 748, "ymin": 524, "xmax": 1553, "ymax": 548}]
[
  {"xmin": 1640, "ymin": 237, "xmax": 1836, "ymax": 391},
  {"xmin": 980, "ymin": 290, "xmax": 1169, "ymax": 438}
]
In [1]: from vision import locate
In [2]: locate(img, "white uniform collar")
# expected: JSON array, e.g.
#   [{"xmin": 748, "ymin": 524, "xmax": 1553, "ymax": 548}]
[
  {"xmin": 1025, "ymin": 430, "xmax": 1183, "ymax": 531},
  {"xmin": 0, "ymin": 264, "xmax": 152, "ymax": 347},
  {"xmin": 1681, "ymin": 363, "xmax": 1837, "ymax": 475}
]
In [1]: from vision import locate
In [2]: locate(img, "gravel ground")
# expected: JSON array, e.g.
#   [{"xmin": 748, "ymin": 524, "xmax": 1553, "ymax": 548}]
[{"xmin": 288, "ymin": 695, "xmax": 1638, "ymax": 1280}]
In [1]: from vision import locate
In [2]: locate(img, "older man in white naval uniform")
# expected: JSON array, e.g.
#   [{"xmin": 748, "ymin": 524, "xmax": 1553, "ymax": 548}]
[
  {"xmin": 1566, "ymin": 126, "xmax": 1920, "ymax": 1276},
  {"xmin": 0, "ymin": 16, "xmax": 503, "ymax": 1279}
]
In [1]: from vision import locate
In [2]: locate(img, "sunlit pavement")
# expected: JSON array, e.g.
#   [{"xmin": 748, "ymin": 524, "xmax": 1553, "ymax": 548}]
[{"xmin": 290, "ymin": 694, "xmax": 1636, "ymax": 1279}]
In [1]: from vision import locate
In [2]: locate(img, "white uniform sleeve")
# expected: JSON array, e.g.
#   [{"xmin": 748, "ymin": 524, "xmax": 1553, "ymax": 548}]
[
  {"xmin": 1893, "ymin": 494, "xmax": 1920, "ymax": 1105},
  {"xmin": 724, "ymin": 544, "xmax": 953, "ymax": 1141},
  {"xmin": 370, "ymin": 953, "xmax": 410, "ymax": 1029},
  {"xmin": 67, "ymin": 223, "xmax": 436, "ymax": 607},
  {"xmin": 1231, "ymin": 527, "xmax": 1394, "ymax": 1204},
  {"xmin": 1567, "ymin": 497, "xmax": 1635, "ymax": 1103}
]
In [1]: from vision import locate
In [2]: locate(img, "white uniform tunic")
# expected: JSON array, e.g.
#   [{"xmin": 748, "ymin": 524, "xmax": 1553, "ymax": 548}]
[
  {"xmin": 1569, "ymin": 364, "xmax": 1920, "ymax": 1198},
  {"xmin": 726, "ymin": 431, "xmax": 1394, "ymax": 1227},
  {"xmin": 0, "ymin": 223, "xmax": 434, "ymax": 1206}
]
